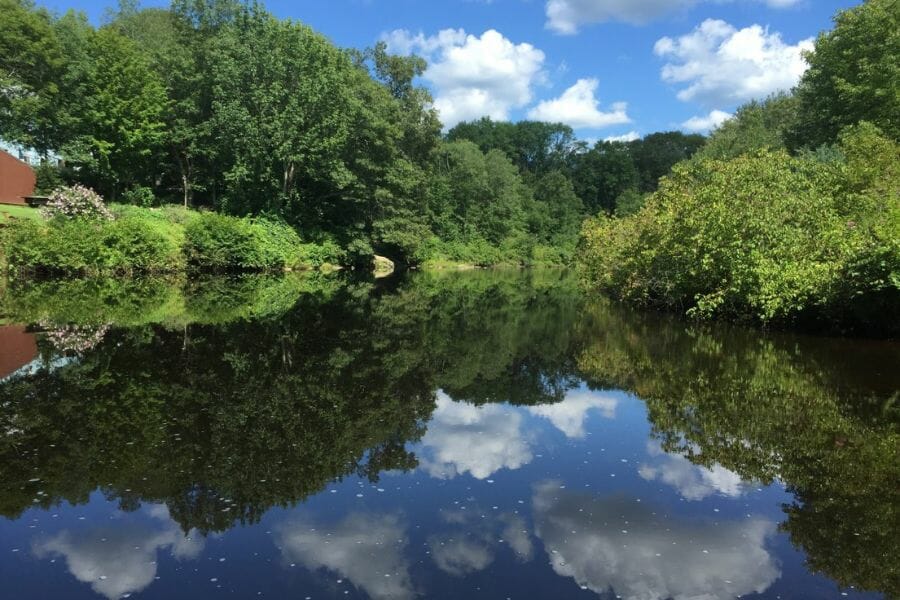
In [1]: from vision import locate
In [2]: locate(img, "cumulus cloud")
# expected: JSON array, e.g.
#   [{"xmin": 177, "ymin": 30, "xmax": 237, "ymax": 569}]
[
  {"xmin": 417, "ymin": 393, "xmax": 533, "ymax": 480},
  {"xmin": 546, "ymin": 0, "xmax": 803, "ymax": 33},
  {"xmin": 527, "ymin": 390, "xmax": 618, "ymax": 438},
  {"xmin": 428, "ymin": 508, "xmax": 533, "ymax": 576},
  {"xmin": 655, "ymin": 19, "xmax": 813, "ymax": 106},
  {"xmin": 32, "ymin": 505, "xmax": 204, "ymax": 600},
  {"xmin": 429, "ymin": 537, "xmax": 495, "ymax": 575},
  {"xmin": 532, "ymin": 481, "xmax": 780, "ymax": 599},
  {"xmin": 604, "ymin": 131, "xmax": 641, "ymax": 143},
  {"xmin": 277, "ymin": 512, "xmax": 414, "ymax": 600},
  {"xmin": 382, "ymin": 29, "xmax": 545, "ymax": 128},
  {"xmin": 681, "ymin": 109, "xmax": 733, "ymax": 132},
  {"xmin": 638, "ymin": 442, "xmax": 748, "ymax": 500},
  {"xmin": 527, "ymin": 79, "xmax": 630, "ymax": 130}
]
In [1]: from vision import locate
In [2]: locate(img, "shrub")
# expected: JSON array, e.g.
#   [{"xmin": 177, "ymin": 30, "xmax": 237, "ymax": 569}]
[
  {"xmin": 4, "ymin": 212, "xmax": 184, "ymax": 276},
  {"xmin": 578, "ymin": 126, "xmax": 899, "ymax": 334},
  {"xmin": 40, "ymin": 185, "xmax": 113, "ymax": 221},
  {"xmin": 183, "ymin": 212, "xmax": 307, "ymax": 271},
  {"xmin": 120, "ymin": 185, "xmax": 156, "ymax": 207}
]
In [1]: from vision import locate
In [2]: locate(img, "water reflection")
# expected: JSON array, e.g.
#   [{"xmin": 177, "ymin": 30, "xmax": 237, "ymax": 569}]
[
  {"xmin": 418, "ymin": 393, "xmax": 533, "ymax": 480},
  {"xmin": 427, "ymin": 509, "xmax": 533, "ymax": 577},
  {"xmin": 0, "ymin": 270, "xmax": 896, "ymax": 599},
  {"xmin": 532, "ymin": 481, "xmax": 780, "ymax": 600},
  {"xmin": 277, "ymin": 513, "xmax": 415, "ymax": 600},
  {"xmin": 637, "ymin": 442, "xmax": 748, "ymax": 501},
  {"xmin": 32, "ymin": 505, "xmax": 203, "ymax": 599},
  {"xmin": 527, "ymin": 390, "xmax": 618, "ymax": 438}
]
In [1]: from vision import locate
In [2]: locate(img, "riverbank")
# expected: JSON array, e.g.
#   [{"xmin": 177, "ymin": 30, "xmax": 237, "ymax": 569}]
[{"xmin": 0, "ymin": 203, "xmax": 346, "ymax": 277}]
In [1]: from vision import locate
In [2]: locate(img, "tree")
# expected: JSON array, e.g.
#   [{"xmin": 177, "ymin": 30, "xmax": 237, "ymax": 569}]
[
  {"xmin": 698, "ymin": 93, "xmax": 799, "ymax": 160},
  {"xmin": 447, "ymin": 118, "xmax": 577, "ymax": 176},
  {"xmin": 571, "ymin": 141, "xmax": 638, "ymax": 215},
  {"xmin": 64, "ymin": 27, "xmax": 169, "ymax": 198},
  {"xmin": 791, "ymin": 0, "xmax": 900, "ymax": 148},
  {"xmin": 209, "ymin": 7, "xmax": 355, "ymax": 217},
  {"xmin": 529, "ymin": 170, "xmax": 584, "ymax": 249},
  {"xmin": 629, "ymin": 131, "xmax": 706, "ymax": 192},
  {"xmin": 0, "ymin": 0, "xmax": 64, "ymax": 154}
]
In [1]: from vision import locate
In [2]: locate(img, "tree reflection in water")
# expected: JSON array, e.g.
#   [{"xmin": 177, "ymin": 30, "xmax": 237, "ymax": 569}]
[{"xmin": 0, "ymin": 270, "xmax": 896, "ymax": 597}]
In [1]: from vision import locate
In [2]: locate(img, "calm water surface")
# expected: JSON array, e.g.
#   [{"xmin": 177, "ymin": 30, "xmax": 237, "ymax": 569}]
[{"xmin": 0, "ymin": 271, "xmax": 897, "ymax": 600}]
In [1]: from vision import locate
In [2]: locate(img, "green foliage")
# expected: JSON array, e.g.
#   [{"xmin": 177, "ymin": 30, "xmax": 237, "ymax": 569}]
[
  {"xmin": 614, "ymin": 188, "xmax": 644, "ymax": 217},
  {"xmin": 1, "ymin": 203, "xmax": 346, "ymax": 276},
  {"xmin": 60, "ymin": 27, "xmax": 170, "ymax": 197},
  {"xmin": 0, "ymin": 0, "xmax": 64, "ymax": 154},
  {"xmin": 629, "ymin": 131, "xmax": 707, "ymax": 192},
  {"xmin": 120, "ymin": 185, "xmax": 156, "ymax": 207},
  {"xmin": 578, "ymin": 127, "xmax": 900, "ymax": 334},
  {"xmin": 698, "ymin": 93, "xmax": 800, "ymax": 160},
  {"xmin": 571, "ymin": 141, "xmax": 638, "ymax": 214},
  {"xmin": 447, "ymin": 118, "xmax": 577, "ymax": 176},
  {"xmin": 32, "ymin": 162, "xmax": 66, "ymax": 194},
  {"xmin": 183, "ymin": 212, "xmax": 305, "ymax": 271},
  {"xmin": 5, "ymin": 209, "xmax": 184, "ymax": 276},
  {"xmin": 791, "ymin": 0, "xmax": 900, "ymax": 148}
]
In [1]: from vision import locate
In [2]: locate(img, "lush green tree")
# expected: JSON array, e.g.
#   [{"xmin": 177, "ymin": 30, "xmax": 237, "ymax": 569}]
[
  {"xmin": 57, "ymin": 27, "xmax": 169, "ymax": 197},
  {"xmin": 447, "ymin": 118, "xmax": 577, "ymax": 176},
  {"xmin": 629, "ymin": 131, "xmax": 706, "ymax": 192},
  {"xmin": 108, "ymin": 5, "xmax": 211, "ymax": 206},
  {"xmin": 613, "ymin": 188, "xmax": 645, "ymax": 217},
  {"xmin": 791, "ymin": 0, "xmax": 900, "ymax": 148},
  {"xmin": 210, "ymin": 7, "xmax": 355, "ymax": 217},
  {"xmin": 698, "ymin": 93, "xmax": 799, "ymax": 160},
  {"xmin": 529, "ymin": 170, "xmax": 584, "ymax": 249},
  {"xmin": 571, "ymin": 141, "xmax": 638, "ymax": 214},
  {"xmin": 0, "ymin": 0, "xmax": 65, "ymax": 154}
]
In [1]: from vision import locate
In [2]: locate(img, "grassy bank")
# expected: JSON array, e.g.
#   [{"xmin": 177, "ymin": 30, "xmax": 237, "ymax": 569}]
[{"xmin": 0, "ymin": 203, "xmax": 345, "ymax": 277}]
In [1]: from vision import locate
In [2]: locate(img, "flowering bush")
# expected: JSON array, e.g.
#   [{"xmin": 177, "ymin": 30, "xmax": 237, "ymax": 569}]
[
  {"xmin": 41, "ymin": 185, "xmax": 113, "ymax": 221},
  {"xmin": 40, "ymin": 322, "xmax": 110, "ymax": 354}
]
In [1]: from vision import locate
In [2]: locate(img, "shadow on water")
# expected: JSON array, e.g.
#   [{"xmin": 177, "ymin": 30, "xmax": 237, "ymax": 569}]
[{"xmin": 0, "ymin": 270, "xmax": 897, "ymax": 597}]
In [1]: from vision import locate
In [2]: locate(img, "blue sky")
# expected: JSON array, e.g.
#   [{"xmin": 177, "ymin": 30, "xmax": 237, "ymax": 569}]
[{"xmin": 38, "ymin": 0, "xmax": 860, "ymax": 139}]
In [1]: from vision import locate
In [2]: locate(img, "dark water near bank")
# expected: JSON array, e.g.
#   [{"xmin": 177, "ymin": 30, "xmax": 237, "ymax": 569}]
[{"xmin": 0, "ymin": 271, "xmax": 897, "ymax": 600}]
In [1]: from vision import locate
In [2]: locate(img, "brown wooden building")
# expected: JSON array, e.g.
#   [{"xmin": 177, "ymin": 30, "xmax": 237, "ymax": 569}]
[
  {"xmin": 0, "ymin": 325, "xmax": 38, "ymax": 380},
  {"xmin": 0, "ymin": 149, "xmax": 37, "ymax": 205}
]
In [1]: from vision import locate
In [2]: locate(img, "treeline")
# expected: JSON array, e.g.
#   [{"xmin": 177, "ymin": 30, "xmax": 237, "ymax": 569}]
[
  {"xmin": 579, "ymin": 0, "xmax": 899, "ymax": 335},
  {"xmin": 1, "ymin": 0, "xmax": 707, "ymax": 268}
]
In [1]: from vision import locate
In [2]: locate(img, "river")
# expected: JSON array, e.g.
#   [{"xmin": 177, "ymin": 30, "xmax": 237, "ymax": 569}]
[{"xmin": 0, "ymin": 270, "xmax": 897, "ymax": 599}]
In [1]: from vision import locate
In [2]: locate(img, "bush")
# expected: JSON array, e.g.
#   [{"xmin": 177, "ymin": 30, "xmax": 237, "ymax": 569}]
[
  {"xmin": 40, "ymin": 185, "xmax": 113, "ymax": 221},
  {"xmin": 4, "ymin": 212, "xmax": 184, "ymax": 276},
  {"xmin": 120, "ymin": 185, "xmax": 156, "ymax": 207},
  {"xmin": 578, "ymin": 126, "xmax": 899, "ymax": 334},
  {"xmin": 183, "ymin": 212, "xmax": 306, "ymax": 271}
]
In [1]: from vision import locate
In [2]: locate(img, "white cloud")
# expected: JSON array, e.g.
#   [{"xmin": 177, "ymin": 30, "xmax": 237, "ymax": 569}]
[
  {"xmin": 417, "ymin": 393, "xmax": 533, "ymax": 480},
  {"xmin": 428, "ymin": 509, "xmax": 533, "ymax": 576},
  {"xmin": 429, "ymin": 537, "xmax": 495, "ymax": 575},
  {"xmin": 638, "ymin": 442, "xmax": 748, "ymax": 500},
  {"xmin": 277, "ymin": 512, "xmax": 414, "ymax": 600},
  {"xmin": 546, "ymin": 0, "xmax": 803, "ymax": 33},
  {"xmin": 533, "ymin": 481, "xmax": 781, "ymax": 600},
  {"xmin": 604, "ymin": 131, "xmax": 641, "ymax": 143},
  {"xmin": 32, "ymin": 505, "xmax": 204, "ymax": 600},
  {"xmin": 681, "ymin": 109, "xmax": 733, "ymax": 132},
  {"xmin": 527, "ymin": 79, "xmax": 630, "ymax": 130},
  {"xmin": 382, "ymin": 29, "xmax": 546, "ymax": 128},
  {"xmin": 527, "ymin": 390, "xmax": 618, "ymax": 438},
  {"xmin": 655, "ymin": 19, "xmax": 813, "ymax": 106}
]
